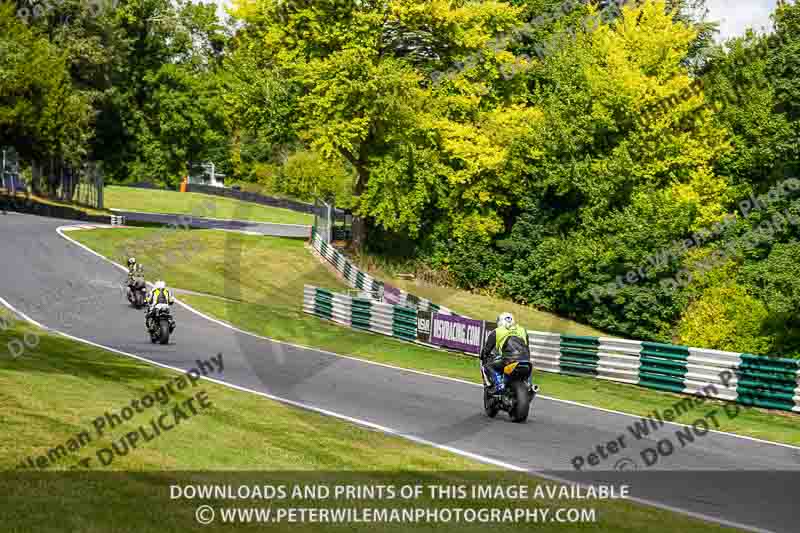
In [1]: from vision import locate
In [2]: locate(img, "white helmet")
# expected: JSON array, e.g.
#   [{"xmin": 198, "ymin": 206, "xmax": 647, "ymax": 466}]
[
  {"xmin": 155, "ymin": 280, "xmax": 166, "ymax": 290},
  {"xmin": 497, "ymin": 312, "xmax": 515, "ymax": 328}
]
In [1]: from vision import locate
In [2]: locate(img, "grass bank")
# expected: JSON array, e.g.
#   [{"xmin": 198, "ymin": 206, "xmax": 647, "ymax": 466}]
[
  {"xmin": 104, "ymin": 185, "xmax": 313, "ymax": 225},
  {"xmin": 68, "ymin": 228, "xmax": 800, "ymax": 447}
]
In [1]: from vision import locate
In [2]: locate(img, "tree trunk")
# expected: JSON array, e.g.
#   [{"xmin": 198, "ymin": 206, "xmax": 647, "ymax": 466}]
[
  {"xmin": 351, "ymin": 163, "xmax": 369, "ymax": 250},
  {"xmin": 352, "ymin": 217, "xmax": 367, "ymax": 250}
]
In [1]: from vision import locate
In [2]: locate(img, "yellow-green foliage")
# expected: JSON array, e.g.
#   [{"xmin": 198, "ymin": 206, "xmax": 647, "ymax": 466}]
[
  {"xmin": 433, "ymin": 104, "xmax": 544, "ymax": 242},
  {"xmin": 282, "ymin": 150, "xmax": 354, "ymax": 206},
  {"xmin": 253, "ymin": 162, "xmax": 282, "ymax": 192},
  {"xmin": 677, "ymin": 283, "xmax": 773, "ymax": 355},
  {"xmin": 584, "ymin": 1, "xmax": 733, "ymax": 225}
]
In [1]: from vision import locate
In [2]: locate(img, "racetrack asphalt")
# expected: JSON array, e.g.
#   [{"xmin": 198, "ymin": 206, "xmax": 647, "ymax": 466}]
[
  {"xmin": 2, "ymin": 213, "xmax": 799, "ymax": 533},
  {"xmin": 110, "ymin": 209, "xmax": 311, "ymax": 238}
]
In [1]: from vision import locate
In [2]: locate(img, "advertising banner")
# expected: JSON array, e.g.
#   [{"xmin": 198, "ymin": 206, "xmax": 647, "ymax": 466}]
[
  {"xmin": 416, "ymin": 310, "xmax": 432, "ymax": 343},
  {"xmin": 429, "ymin": 313, "xmax": 485, "ymax": 354}
]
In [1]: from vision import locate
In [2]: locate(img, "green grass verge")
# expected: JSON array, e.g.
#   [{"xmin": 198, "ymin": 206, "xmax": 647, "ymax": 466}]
[
  {"xmin": 0, "ymin": 313, "xmax": 734, "ymax": 533},
  {"xmin": 69, "ymin": 228, "xmax": 800, "ymax": 447},
  {"xmin": 104, "ymin": 185, "xmax": 314, "ymax": 225}
]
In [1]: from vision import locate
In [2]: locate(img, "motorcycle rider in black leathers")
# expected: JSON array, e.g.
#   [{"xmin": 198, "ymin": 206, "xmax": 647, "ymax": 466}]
[
  {"xmin": 480, "ymin": 312, "xmax": 531, "ymax": 395},
  {"xmin": 145, "ymin": 280, "xmax": 176, "ymax": 332},
  {"xmin": 126, "ymin": 257, "xmax": 139, "ymax": 284},
  {"xmin": 126, "ymin": 258, "xmax": 145, "ymax": 300}
]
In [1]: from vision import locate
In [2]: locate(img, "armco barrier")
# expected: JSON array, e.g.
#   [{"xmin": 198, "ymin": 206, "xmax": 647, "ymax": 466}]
[
  {"xmin": 304, "ymin": 285, "xmax": 406, "ymax": 341},
  {"xmin": 309, "ymin": 226, "xmax": 455, "ymax": 315},
  {"xmin": 305, "ymin": 284, "xmax": 800, "ymax": 414},
  {"xmin": 528, "ymin": 332, "xmax": 562, "ymax": 374},
  {"xmin": 736, "ymin": 354, "xmax": 800, "ymax": 412},
  {"xmin": 638, "ymin": 341, "xmax": 690, "ymax": 394},
  {"xmin": 685, "ymin": 348, "xmax": 740, "ymax": 402},
  {"xmin": 597, "ymin": 338, "xmax": 642, "ymax": 385},
  {"xmin": 559, "ymin": 334, "xmax": 599, "ymax": 377}
]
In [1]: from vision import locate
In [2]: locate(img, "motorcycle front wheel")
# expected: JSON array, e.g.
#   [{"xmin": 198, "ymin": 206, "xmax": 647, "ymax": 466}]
[{"xmin": 483, "ymin": 388, "xmax": 499, "ymax": 418}]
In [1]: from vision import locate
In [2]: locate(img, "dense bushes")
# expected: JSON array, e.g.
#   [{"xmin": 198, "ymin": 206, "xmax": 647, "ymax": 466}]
[{"xmin": 676, "ymin": 284, "xmax": 774, "ymax": 355}]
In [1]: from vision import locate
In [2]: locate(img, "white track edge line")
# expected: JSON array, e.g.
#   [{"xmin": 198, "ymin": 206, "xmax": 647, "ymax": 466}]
[
  {"xmin": 0, "ymin": 285, "xmax": 772, "ymax": 533},
  {"xmin": 55, "ymin": 225, "xmax": 800, "ymax": 454}
]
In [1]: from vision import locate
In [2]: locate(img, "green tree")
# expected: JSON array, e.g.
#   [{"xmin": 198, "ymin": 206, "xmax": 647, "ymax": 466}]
[
  {"xmin": 281, "ymin": 149, "xmax": 353, "ymax": 206},
  {"xmin": 229, "ymin": 0, "xmax": 521, "ymax": 246},
  {"xmin": 131, "ymin": 63, "xmax": 228, "ymax": 186},
  {"xmin": 0, "ymin": 4, "xmax": 93, "ymax": 164},
  {"xmin": 499, "ymin": 1, "xmax": 732, "ymax": 336},
  {"xmin": 86, "ymin": 0, "xmax": 230, "ymax": 185}
]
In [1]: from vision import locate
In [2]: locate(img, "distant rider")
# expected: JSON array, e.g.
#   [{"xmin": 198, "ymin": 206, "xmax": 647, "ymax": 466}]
[
  {"xmin": 145, "ymin": 280, "xmax": 176, "ymax": 331},
  {"xmin": 126, "ymin": 257, "xmax": 138, "ymax": 283},
  {"xmin": 480, "ymin": 312, "xmax": 530, "ymax": 394},
  {"xmin": 126, "ymin": 258, "xmax": 145, "ymax": 298}
]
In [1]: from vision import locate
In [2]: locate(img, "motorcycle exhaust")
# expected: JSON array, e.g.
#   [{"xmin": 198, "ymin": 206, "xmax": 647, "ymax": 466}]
[
  {"xmin": 480, "ymin": 366, "xmax": 491, "ymax": 387},
  {"xmin": 530, "ymin": 384, "xmax": 540, "ymax": 406}
]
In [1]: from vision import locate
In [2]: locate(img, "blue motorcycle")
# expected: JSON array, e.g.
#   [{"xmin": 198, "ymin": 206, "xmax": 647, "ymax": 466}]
[{"xmin": 481, "ymin": 354, "xmax": 539, "ymax": 423}]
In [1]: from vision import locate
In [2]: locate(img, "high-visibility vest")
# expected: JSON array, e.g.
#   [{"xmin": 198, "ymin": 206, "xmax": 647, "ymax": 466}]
[
  {"xmin": 150, "ymin": 288, "xmax": 171, "ymax": 304},
  {"xmin": 495, "ymin": 324, "xmax": 527, "ymax": 354}
]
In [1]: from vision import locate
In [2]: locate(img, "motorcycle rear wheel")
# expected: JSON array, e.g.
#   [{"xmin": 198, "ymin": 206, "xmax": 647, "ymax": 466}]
[
  {"xmin": 159, "ymin": 319, "xmax": 170, "ymax": 345},
  {"xmin": 510, "ymin": 381, "xmax": 531, "ymax": 423}
]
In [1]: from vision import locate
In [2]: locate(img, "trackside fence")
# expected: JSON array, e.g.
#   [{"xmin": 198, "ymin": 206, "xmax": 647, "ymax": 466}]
[
  {"xmin": 303, "ymin": 284, "xmax": 800, "ymax": 414},
  {"xmin": 309, "ymin": 226, "xmax": 455, "ymax": 315},
  {"xmin": 303, "ymin": 286, "xmax": 418, "ymax": 343}
]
